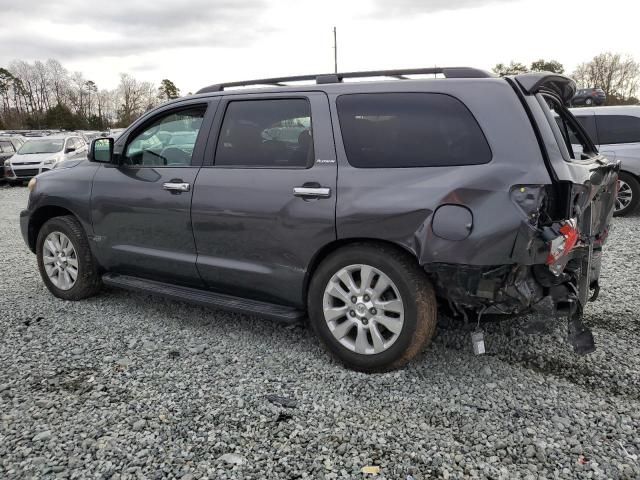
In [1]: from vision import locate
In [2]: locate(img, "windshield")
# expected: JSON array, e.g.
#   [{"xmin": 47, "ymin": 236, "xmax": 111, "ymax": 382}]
[{"xmin": 18, "ymin": 139, "xmax": 64, "ymax": 154}]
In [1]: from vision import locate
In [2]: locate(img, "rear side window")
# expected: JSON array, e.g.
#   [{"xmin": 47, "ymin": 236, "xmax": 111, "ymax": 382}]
[
  {"xmin": 215, "ymin": 99, "xmax": 313, "ymax": 168},
  {"xmin": 336, "ymin": 93, "xmax": 491, "ymax": 168},
  {"xmin": 597, "ymin": 115, "xmax": 640, "ymax": 144}
]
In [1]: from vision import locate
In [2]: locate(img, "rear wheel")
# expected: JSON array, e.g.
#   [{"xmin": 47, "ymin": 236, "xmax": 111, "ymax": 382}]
[
  {"xmin": 308, "ymin": 244, "xmax": 437, "ymax": 372},
  {"xmin": 614, "ymin": 172, "xmax": 640, "ymax": 216},
  {"xmin": 36, "ymin": 215, "xmax": 102, "ymax": 300}
]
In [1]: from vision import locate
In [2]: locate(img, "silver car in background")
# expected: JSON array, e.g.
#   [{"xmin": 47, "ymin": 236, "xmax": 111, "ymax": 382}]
[
  {"xmin": 570, "ymin": 106, "xmax": 640, "ymax": 216},
  {"xmin": 4, "ymin": 134, "xmax": 87, "ymax": 183}
]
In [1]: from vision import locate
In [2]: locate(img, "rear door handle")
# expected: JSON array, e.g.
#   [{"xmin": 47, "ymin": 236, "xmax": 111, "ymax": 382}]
[
  {"xmin": 163, "ymin": 182, "xmax": 191, "ymax": 192},
  {"xmin": 293, "ymin": 186, "xmax": 331, "ymax": 198}
]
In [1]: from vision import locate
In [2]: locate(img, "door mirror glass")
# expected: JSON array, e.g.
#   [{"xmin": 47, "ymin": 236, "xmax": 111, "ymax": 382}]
[{"xmin": 89, "ymin": 137, "xmax": 114, "ymax": 163}]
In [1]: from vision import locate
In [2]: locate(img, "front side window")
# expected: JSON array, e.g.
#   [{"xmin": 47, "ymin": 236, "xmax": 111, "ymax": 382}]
[
  {"xmin": 597, "ymin": 115, "xmax": 640, "ymax": 145},
  {"xmin": 123, "ymin": 106, "xmax": 206, "ymax": 166},
  {"xmin": 215, "ymin": 99, "xmax": 313, "ymax": 168},
  {"xmin": 336, "ymin": 93, "xmax": 492, "ymax": 168}
]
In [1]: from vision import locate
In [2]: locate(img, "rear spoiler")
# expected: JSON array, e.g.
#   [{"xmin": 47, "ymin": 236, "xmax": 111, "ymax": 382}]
[{"xmin": 512, "ymin": 72, "xmax": 577, "ymax": 104}]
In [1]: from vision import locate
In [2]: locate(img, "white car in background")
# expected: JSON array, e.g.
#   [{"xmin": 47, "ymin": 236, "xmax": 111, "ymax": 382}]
[
  {"xmin": 4, "ymin": 134, "xmax": 87, "ymax": 184},
  {"xmin": 570, "ymin": 106, "xmax": 640, "ymax": 216}
]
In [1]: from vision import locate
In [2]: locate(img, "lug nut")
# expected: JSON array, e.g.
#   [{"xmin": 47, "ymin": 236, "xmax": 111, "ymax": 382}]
[
  {"xmin": 370, "ymin": 308, "xmax": 377, "ymax": 315},
  {"xmin": 351, "ymin": 296, "xmax": 357, "ymax": 303},
  {"xmin": 362, "ymin": 318, "xmax": 369, "ymax": 325},
  {"xmin": 363, "ymin": 294, "xmax": 370, "ymax": 302},
  {"xmin": 349, "ymin": 310, "xmax": 356, "ymax": 317}
]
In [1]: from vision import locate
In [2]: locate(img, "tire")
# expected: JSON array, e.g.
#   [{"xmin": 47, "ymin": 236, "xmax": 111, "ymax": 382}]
[
  {"xmin": 308, "ymin": 243, "xmax": 437, "ymax": 372},
  {"xmin": 36, "ymin": 215, "xmax": 102, "ymax": 300},
  {"xmin": 614, "ymin": 172, "xmax": 640, "ymax": 217}
]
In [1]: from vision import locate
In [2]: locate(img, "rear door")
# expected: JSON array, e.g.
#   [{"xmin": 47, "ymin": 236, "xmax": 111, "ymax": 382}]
[
  {"xmin": 191, "ymin": 92, "xmax": 336, "ymax": 307},
  {"xmin": 90, "ymin": 100, "xmax": 217, "ymax": 287}
]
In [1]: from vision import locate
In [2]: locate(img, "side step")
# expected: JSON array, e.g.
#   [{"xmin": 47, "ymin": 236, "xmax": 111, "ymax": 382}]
[{"xmin": 102, "ymin": 273, "xmax": 306, "ymax": 324}]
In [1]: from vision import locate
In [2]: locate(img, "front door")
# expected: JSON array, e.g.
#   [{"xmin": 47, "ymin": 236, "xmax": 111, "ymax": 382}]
[
  {"xmin": 191, "ymin": 92, "xmax": 337, "ymax": 307},
  {"xmin": 90, "ymin": 100, "xmax": 217, "ymax": 287}
]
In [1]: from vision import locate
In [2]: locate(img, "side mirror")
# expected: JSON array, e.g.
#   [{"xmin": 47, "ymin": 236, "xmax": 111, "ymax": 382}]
[
  {"xmin": 89, "ymin": 137, "xmax": 114, "ymax": 163},
  {"xmin": 64, "ymin": 147, "xmax": 76, "ymax": 153}
]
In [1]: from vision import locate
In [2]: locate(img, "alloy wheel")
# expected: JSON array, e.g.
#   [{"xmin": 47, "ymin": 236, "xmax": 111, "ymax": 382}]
[
  {"xmin": 616, "ymin": 179, "xmax": 633, "ymax": 212},
  {"xmin": 322, "ymin": 264, "xmax": 405, "ymax": 355},
  {"xmin": 42, "ymin": 231, "xmax": 79, "ymax": 291}
]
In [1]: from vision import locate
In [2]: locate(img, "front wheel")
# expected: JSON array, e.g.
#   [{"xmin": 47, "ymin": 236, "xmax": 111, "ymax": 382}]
[
  {"xmin": 36, "ymin": 215, "xmax": 102, "ymax": 300},
  {"xmin": 308, "ymin": 244, "xmax": 437, "ymax": 372},
  {"xmin": 614, "ymin": 172, "xmax": 640, "ymax": 216}
]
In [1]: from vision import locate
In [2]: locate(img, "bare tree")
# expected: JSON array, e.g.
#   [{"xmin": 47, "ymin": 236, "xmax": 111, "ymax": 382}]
[
  {"xmin": 46, "ymin": 59, "xmax": 69, "ymax": 106},
  {"xmin": 492, "ymin": 61, "xmax": 529, "ymax": 77},
  {"xmin": 573, "ymin": 52, "xmax": 640, "ymax": 104}
]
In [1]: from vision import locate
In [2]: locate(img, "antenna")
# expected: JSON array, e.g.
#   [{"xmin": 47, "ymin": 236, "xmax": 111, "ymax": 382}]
[{"xmin": 333, "ymin": 27, "xmax": 338, "ymax": 74}]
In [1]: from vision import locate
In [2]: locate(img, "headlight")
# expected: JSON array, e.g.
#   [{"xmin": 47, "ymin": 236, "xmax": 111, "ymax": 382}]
[
  {"xmin": 28, "ymin": 178, "xmax": 37, "ymax": 192},
  {"xmin": 44, "ymin": 158, "xmax": 57, "ymax": 165},
  {"xmin": 3, "ymin": 159, "xmax": 9, "ymax": 167}
]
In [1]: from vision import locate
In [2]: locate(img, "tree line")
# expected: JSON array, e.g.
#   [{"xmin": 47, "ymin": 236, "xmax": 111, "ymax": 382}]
[
  {"xmin": 493, "ymin": 53, "xmax": 640, "ymax": 105},
  {"xmin": 0, "ymin": 58, "xmax": 181, "ymax": 130},
  {"xmin": 2, "ymin": 52, "xmax": 638, "ymax": 130}
]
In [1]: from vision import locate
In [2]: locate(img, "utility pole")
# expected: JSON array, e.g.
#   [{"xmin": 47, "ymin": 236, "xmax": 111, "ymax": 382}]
[{"xmin": 333, "ymin": 26, "xmax": 338, "ymax": 73}]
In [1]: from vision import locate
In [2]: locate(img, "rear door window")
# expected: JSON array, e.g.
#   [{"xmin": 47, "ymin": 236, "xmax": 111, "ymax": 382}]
[
  {"xmin": 336, "ymin": 93, "xmax": 491, "ymax": 168},
  {"xmin": 596, "ymin": 115, "xmax": 640, "ymax": 145},
  {"xmin": 214, "ymin": 99, "xmax": 313, "ymax": 168}
]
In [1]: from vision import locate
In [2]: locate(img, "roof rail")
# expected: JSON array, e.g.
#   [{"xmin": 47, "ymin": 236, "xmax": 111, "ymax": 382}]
[{"xmin": 196, "ymin": 67, "xmax": 493, "ymax": 94}]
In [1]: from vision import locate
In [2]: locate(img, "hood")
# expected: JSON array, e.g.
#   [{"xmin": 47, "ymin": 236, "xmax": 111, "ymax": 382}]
[
  {"xmin": 9, "ymin": 151, "xmax": 61, "ymax": 165},
  {"xmin": 52, "ymin": 158, "xmax": 88, "ymax": 170}
]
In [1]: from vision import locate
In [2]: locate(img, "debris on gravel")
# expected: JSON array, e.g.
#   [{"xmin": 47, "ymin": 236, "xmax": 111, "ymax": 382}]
[{"xmin": 1, "ymin": 186, "xmax": 639, "ymax": 479}]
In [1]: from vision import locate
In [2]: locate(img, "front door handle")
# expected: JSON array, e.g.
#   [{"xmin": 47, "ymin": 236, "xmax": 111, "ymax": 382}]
[
  {"xmin": 293, "ymin": 186, "xmax": 331, "ymax": 198},
  {"xmin": 163, "ymin": 182, "xmax": 191, "ymax": 193}
]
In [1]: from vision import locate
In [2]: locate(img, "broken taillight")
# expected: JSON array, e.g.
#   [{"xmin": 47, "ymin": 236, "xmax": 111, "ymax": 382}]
[{"xmin": 546, "ymin": 219, "xmax": 579, "ymax": 271}]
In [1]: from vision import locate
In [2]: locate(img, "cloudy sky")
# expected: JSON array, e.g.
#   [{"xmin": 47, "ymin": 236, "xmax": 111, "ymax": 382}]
[{"xmin": 2, "ymin": 0, "xmax": 639, "ymax": 94}]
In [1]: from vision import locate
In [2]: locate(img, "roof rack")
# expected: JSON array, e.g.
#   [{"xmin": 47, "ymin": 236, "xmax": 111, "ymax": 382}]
[{"xmin": 197, "ymin": 67, "xmax": 493, "ymax": 94}]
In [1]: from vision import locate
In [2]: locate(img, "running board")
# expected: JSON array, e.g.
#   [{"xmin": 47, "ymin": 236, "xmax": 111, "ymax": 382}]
[{"xmin": 102, "ymin": 273, "xmax": 306, "ymax": 324}]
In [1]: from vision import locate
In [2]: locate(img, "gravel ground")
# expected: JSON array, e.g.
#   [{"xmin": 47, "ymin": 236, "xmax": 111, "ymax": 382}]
[{"xmin": 1, "ymin": 185, "xmax": 639, "ymax": 480}]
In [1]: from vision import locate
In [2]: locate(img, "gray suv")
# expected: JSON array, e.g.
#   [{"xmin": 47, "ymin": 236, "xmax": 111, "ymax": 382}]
[{"xmin": 20, "ymin": 68, "xmax": 618, "ymax": 371}]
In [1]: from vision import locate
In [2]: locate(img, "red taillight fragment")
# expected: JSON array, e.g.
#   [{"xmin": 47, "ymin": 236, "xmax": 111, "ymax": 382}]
[{"xmin": 546, "ymin": 219, "xmax": 579, "ymax": 267}]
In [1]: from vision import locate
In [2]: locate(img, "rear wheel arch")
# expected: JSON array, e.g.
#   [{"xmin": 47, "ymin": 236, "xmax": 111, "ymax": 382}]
[{"xmin": 303, "ymin": 238, "xmax": 420, "ymax": 304}]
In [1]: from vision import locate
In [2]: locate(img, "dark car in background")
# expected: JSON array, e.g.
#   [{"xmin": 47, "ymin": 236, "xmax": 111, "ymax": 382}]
[
  {"xmin": 1, "ymin": 136, "xmax": 26, "ymax": 183},
  {"xmin": 571, "ymin": 88, "xmax": 606, "ymax": 106},
  {"xmin": 20, "ymin": 68, "xmax": 618, "ymax": 372}
]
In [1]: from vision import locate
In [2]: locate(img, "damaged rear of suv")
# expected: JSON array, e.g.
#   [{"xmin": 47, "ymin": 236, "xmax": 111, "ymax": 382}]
[
  {"xmin": 21, "ymin": 67, "xmax": 617, "ymax": 372},
  {"xmin": 422, "ymin": 73, "xmax": 618, "ymax": 356}
]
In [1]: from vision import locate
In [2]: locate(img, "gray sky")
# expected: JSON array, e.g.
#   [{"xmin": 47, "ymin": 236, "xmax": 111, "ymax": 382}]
[{"xmin": 2, "ymin": 0, "xmax": 639, "ymax": 93}]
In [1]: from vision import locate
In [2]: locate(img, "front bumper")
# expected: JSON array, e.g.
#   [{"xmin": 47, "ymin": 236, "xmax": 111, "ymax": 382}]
[
  {"xmin": 5, "ymin": 164, "xmax": 52, "ymax": 180},
  {"xmin": 20, "ymin": 209, "xmax": 32, "ymax": 252}
]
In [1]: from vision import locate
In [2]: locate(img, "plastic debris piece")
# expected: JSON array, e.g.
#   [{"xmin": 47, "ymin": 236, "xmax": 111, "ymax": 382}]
[
  {"xmin": 265, "ymin": 394, "xmax": 297, "ymax": 408},
  {"xmin": 577, "ymin": 455, "xmax": 590, "ymax": 465},
  {"xmin": 361, "ymin": 465, "xmax": 380, "ymax": 475},
  {"xmin": 471, "ymin": 330, "xmax": 485, "ymax": 355}
]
